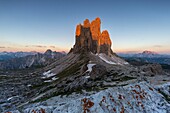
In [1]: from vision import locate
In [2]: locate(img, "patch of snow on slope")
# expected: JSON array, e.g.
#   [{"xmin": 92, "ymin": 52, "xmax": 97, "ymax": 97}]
[
  {"xmin": 86, "ymin": 64, "xmax": 96, "ymax": 72},
  {"xmin": 44, "ymin": 77, "xmax": 59, "ymax": 82},
  {"xmin": 124, "ymin": 62, "xmax": 129, "ymax": 65},
  {"xmin": 27, "ymin": 84, "xmax": 32, "ymax": 87},
  {"xmin": 44, "ymin": 80, "xmax": 53, "ymax": 82},
  {"xmin": 7, "ymin": 96, "xmax": 19, "ymax": 101},
  {"xmin": 42, "ymin": 70, "xmax": 55, "ymax": 78},
  {"xmin": 98, "ymin": 53, "xmax": 129, "ymax": 65},
  {"xmin": 98, "ymin": 54, "xmax": 116, "ymax": 64},
  {"xmin": 44, "ymin": 77, "xmax": 59, "ymax": 83},
  {"xmin": 85, "ymin": 76, "xmax": 90, "ymax": 79},
  {"xmin": 52, "ymin": 77, "xmax": 59, "ymax": 81}
]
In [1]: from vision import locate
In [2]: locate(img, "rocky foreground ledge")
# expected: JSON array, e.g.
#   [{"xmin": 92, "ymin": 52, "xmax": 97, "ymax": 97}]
[{"xmin": 7, "ymin": 81, "xmax": 170, "ymax": 113}]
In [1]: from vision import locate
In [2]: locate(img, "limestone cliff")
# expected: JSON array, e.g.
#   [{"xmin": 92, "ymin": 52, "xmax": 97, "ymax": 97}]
[{"xmin": 71, "ymin": 17, "xmax": 113, "ymax": 56}]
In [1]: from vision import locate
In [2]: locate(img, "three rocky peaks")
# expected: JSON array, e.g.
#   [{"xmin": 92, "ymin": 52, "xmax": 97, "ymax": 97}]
[{"xmin": 70, "ymin": 17, "xmax": 113, "ymax": 56}]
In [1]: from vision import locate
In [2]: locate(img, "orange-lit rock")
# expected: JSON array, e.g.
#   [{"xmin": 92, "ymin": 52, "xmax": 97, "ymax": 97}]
[
  {"xmin": 76, "ymin": 24, "xmax": 81, "ymax": 36},
  {"xmin": 71, "ymin": 17, "xmax": 113, "ymax": 55},
  {"xmin": 90, "ymin": 17, "xmax": 101, "ymax": 41},
  {"xmin": 100, "ymin": 30, "xmax": 111, "ymax": 45},
  {"xmin": 99, "ymin": 30, "xmax": 112, "ymax": 55},
  {"xmin": 83, "ymin": 19, "xmax": 90, "ymax": 28}
]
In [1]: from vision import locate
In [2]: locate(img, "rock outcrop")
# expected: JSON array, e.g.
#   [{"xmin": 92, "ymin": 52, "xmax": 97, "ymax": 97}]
[
  {"xmin": 140, "ymin": 64, "xmax": 163, "ymax": 75},
  {"xmin": 71, "ymin": 17, "xmax": 113, "ymax": 56}
]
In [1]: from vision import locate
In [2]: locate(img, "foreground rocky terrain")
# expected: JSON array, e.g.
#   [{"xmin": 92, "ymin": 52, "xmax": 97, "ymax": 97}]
[
  {"xmin": 1, "ymin": 17, "xmax": 170, "ymax": 113},
  {"xmin": 17, "ymin": 82, "xmax": 170, "ymax": 113}
]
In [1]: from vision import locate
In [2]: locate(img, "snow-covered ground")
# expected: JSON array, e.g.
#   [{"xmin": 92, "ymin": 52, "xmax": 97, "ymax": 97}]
[
  {"xmin": 10, "ymin": 81, "xmax": 170, "ymax": 113},
  {"xmin": 155, "ymin": 82, "xmax": 170, "ymax": 99},
  {"xmin": 97, "ymin": 53, "xmax": 129, "ymax": 65}
]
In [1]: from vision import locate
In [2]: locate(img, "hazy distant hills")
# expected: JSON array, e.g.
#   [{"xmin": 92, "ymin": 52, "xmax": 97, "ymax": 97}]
[
  {"xmin": 0, "ymin": 51, "xmax": 38, "ymax": 61},
  {"xmin": 118, "ymin": 50, "xmax": 170, "ymax": 58},
  {"xmin": 0, "ymin": 49, "xmax": 66, "ymax": 70},
  {"xmin": 118, "ymin": 50, "xmax": 170, "ymax": 66}
]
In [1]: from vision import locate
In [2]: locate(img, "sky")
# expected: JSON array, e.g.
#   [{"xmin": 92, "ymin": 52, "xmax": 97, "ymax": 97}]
[{"xmin": 0, "ymin": 0, "xmax": 170, "ymax": 54}]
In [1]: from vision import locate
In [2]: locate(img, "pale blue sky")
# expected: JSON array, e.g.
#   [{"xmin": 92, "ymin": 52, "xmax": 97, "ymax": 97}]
[{"xmin": 0, "ymin": 0, "xmax": 170, "ymax": 53}]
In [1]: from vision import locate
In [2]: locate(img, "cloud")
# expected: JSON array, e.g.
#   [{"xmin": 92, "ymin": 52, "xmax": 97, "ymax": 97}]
[
  {"xmin": 34, "ymin": 45, "xmax": 47, "ymax": 48},
  {"xmin": 25, "ymin": 45, "xmax": 47, "ymax": 48},
  {"xmin": 49, "ymin": 46, "xmax": 55, "ymax": 48},
  {"xmin": 153, "ymin": 45, "xmax": 163, "ymax": 48},
  {"xmin": 25, "ymin": 45, "xmax": 57, "ymax": 48},
  {"xmin": 0, "ymin": 46, "xmax": 6, "ymax": 48}
]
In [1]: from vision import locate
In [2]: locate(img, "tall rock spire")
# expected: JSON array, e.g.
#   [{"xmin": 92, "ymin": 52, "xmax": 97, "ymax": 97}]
[{"xmin": 70, "ymin": 17, "xmax": 113, "ymax": 56}]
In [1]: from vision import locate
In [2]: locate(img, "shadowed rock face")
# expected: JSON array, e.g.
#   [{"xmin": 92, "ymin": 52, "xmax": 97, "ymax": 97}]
[{"xmin": 71, "ymin": 17, "xmax": 113, "ymax": 56}]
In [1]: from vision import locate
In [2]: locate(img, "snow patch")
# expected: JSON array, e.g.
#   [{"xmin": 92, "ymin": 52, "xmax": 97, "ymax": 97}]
[
  {"xmin": 44, "ymin": 77, "xmax": 59, "ymax": 83},
  {"xmin": 52, "ymin": 77, "xmax": 59, "ymax": 81},
  {"xmin": 98, "ymin": 54, "xmax": 116, "ymax": 64},
  {"xmin": 42, "ymin": 70, "xmax": 56, "ymax": 78},
  {"xmin": 98, "ymin": 53, "xmax": 129, "ymax": 65},
  {"xmin": 44, "ymin": 80, "xmax": 53, "ymax": 82},
  {"xmin": 85, "ymin": 76, "xmax": 90, "ymax": 79},
  {"xmin": 124, "ymin": 62, "xmax": 129, "ymax": 65},
  {"xmin": 27, "ymin": 84, "xmax": 32, "ymax": 87},
  {"xmin": 86, "ymin": 64, "xmax": 96, "ymax": 72},
  {"xmin": 7, "ymin": 96, "xmax": 19, "ymax": 101}
]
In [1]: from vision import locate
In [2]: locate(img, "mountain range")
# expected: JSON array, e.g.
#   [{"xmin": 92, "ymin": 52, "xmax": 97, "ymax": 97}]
[
  {"xmin": 118, "ymin": 50, "xmax": 170, "ymax": 58},
  {"xmin": 1, "ymin": 18, "xmax": 170, "ymax": 113},
  {"xmin": 0, "ymin": 49, "xmax": 66, "ymax": 70},
  {"xmin": 0, "ymin": 51, "xmax": 38, "ymax": 61},
  {"xmin": 118, "ymin": 51, "xmax": 170, "ymax": 66}
]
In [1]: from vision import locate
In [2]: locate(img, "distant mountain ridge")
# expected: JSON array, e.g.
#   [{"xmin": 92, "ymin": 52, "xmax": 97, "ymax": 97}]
[
  {"xmin": 134, "ymin": 50, "xmax": 162, "ymax": 58},
  {"xmin": 118, "ymin": 50, "xmax": 170, "ymax": 65},
  {"xmin": 0, "ymin": 49, "xmax": 66, "ymax": 70},
  {"xmin": 118, "ymin": 50, "xmax": 170, "ymax": 58},
  {"xmin": 0, "ymin": 51, "xmax": 38, "ymax": 61}
]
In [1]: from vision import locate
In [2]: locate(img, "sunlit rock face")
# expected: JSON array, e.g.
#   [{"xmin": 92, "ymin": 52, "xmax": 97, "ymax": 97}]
[
  {"xmin": 71, "ymin": 17, "xmax": 113, "ymax": 56},
  {"xmin": 83, "ymin": 19, "xmax": 90, "ymax": 28},
  {"xmin": 75, "ymin": 24, "xmax": 81, "ymax": 36},
  {"xmin": 90, "ymin": 17, "xmax": 101, "ymax": 41},
  {"xmin": 99, "ymin": 30, "xmax": 112, "ymax": 55}
]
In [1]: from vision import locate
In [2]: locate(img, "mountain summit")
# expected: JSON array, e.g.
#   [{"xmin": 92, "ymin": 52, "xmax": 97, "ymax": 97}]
[
  {"xmin": 70, "ymin": 17, "xmax": 113, "ymax": 56},
  {"xmin": 142, "ymin": 50, "xmax": 158, "ymax": 55}
]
